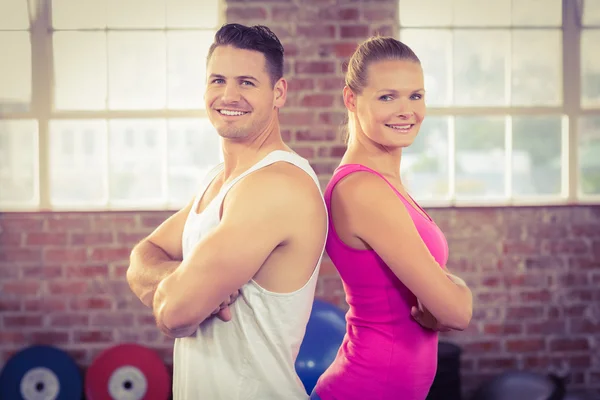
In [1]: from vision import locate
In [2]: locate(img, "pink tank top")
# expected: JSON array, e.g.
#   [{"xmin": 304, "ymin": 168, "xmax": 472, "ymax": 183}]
[{"xmin": 313, "ymin": 164, "xmax": 449, "ymax": 400}]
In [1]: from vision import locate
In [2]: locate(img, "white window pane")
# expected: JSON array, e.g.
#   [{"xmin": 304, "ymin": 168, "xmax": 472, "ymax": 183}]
[
  {"xmin": 454, "ymin": 30, "xmax": 508, "ymax": 106},
  {"xmin": 583, "ymin": 0, "xmax": 600, "ymax": 26},
  {"xmin": 455, "ymin": 116, "xmax": 505, "ymax": 199},
  {"xmin": 49, "ymin": 120, "xmax": 107, "ymax": 206},
  {"xmin": 400, "ymin": 29, "xmax": 451, "ymax": 107},
  {"xmin": 167, "ymin": 0, "xmax": 220, "ymax": 28},
  {"xmin": 402, "ymin": 117, "xmax": 450, "ymax": 200},
  {"xmin": 107, "ymin": 0, "xmax": 165, "ymax": 28},
  {"xmin": 512, "ymin": 116, "xmax": 563, "ymax": 197},
  {"xmin": 108, "ymin": 32, "xmax": 166, "ymax": 110},
  {"xmin": 51, "ymin": 0, "xmax": 106, "ymax": 29},
  {"xmin": 0, "ymin": 120, "xmax": 38, "ymax": 205},
  {"xmin": 0, "ymin": 32, "xmax": 31, "ymax": 112},
  {"xmin": 167, "ymin": 31, "xmax": 214, "ymax": 109},
  {"xmin": 512, "ymin": 30, "xmax": 562, "ymax": 106},
  {"xmin": 53, "ymin": 32, "xmax": 107, "ymax": 110},
  {"xmin": 579, "ymin": 116, "xmax": 600, "ymax": 196},
  {"xmin": 453, "ymin": 0, "xmax": 511, "ymax": 27},
  {"xmin": 511, "ymin": 0, "xmax": 562, "ymax": 27},
  {"xmin": 109, "ymin": 119, "xmax": 166, "ymax": 204},
  {"xmin": 581, "ymin": 30, "xmax": 600, "ymax": 108},
  {"xmin": 167, "ymin": 119, "xmax": 221, "ymax": 206},
  {"xmin": 0, "ymin": 0, "xmax": 29, "ymax": 29},
  {"xmin": 398, "ymin": 0, "xmax": 453, "ymax": 27}
]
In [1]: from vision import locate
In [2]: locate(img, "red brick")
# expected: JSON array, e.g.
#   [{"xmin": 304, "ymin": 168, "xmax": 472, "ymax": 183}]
[
  {"xmin": 318, "ymin": 77, "xmax": 346, "ymax": 91},
  {"xmin": 0, "ymin": 331, "xmax": 27, "ymax": 345},
  {"xmin": 549, "ymin": 338, "xmax": 589, "ymax": 352},
  {"xmin": 478, "ymin": 357, "xmax": 517, "ymax": 370},
  {"xmin": 48, "ymin": 281, "xmax": 89, "ymax": 295},
  {"xmin": 0, "ymin": 248, "xmax": 42, "ymax": 263},
  {"xmin": 74, "ymin": 330, "xmax": 114, "ymax": 343},
  {"xmin": 50, "ymin": 313, "xmax": 90, "ymax": 327},
  {"xmin": 0, "ymin": 217, "xmax": 43, "ymax": 231},
  {"xmin": 226, "ymin": 6, "xmax": 267, "ymax": 20},
  {"xmin": 363, "ymin": 8, "xmax": 392, "ymax": 21},
  {"xmin": 2, "ymin": 280, "xmax": 41, "ymax": 296},
  {"xmin": 340, "ymin": 24, "xmax": 370, "ymax": 38},
  {"xmin": 71, "ymin": 232, "xmax": 113, "ymax": 246},
  {"xmin": 26, "ymin": 232, "xmax": 68, "ymax": 246},
  {"xmin": 547, "ymin": 239, "xmax": 590, "ymax": 255},
  {"xmin": 116, "ymin": 232, "xmax": 146, "ymax": 246},
  {"xmin": 137, "ymin": 314, "xmax": 157, "ymax": 326},
  {"xmin": 569, "ymin": 319, "xmax": 600, "ymax": 334},
  {"xmin": 525, "ymin": 320, "xmax": 566, "ymax": 334},
  {"xmin": 505, "ymin": 338, "xmax": 546, "ymax": 352},
  {"xmin": 31, "ymin": 331, "xmax": 70, "ymax": 345},
  {"xmin": 24, "ymin": 298, "xmax": 68, "ymax": 312},
  {"xmin": 0, "ymin": 232, "xmax": 23, "ymax": 245},
  {"xmin": 0, "ymin": 299, "xmax": 21, "ymax": 312},
  {"xmin": 570, "ymin": 224, "xmax": 600, "ymax": 237},
  {"xmin": 91, "ymin": 313, "xmax": 134, "ymax": 327},
  {"xmin": 89, "ymin": 247, "xmax": 130, "ymax": 262},
  {"xmin": 296, "ymin": 129, "xmax": 337, "ymax": 142},
  {"xmin": 301, "ymin": 94, "xmax": 335, "ymax": 108},
  {"xmin": 280, "ymin": 111, "xmax": 315, "ymax": 126},
  {"xmin": 3, "ymin": 315, "xmax": 44, "ymax": 328},
  {"xmin": 297, "ymin": 24, "xmax": 336, "ymax": 39},
  {"xmin": 286, "ymin": 78, "xmax": 315, "ymax": 92},
  {"xmin": 65, "ymin": 264, "xmax": 108, "ymax": 278},
  {"xmin": 271, "ymin": 5, "xmax": 298, "ymax": 21},
  {"xmin": 46, "ymin": 216, "xmax": 91, "ymax": 231},
  {"xmin": 140, "ymin": 215, "xmax": 169, "ymax": 229},
  {"xmin": 0, "ymin": 265, "xmax": 19, "ymax": 279},
  {"xmin": 22, "ymin": 265, "xmax": 63, "ymax": 279},
  {"xmin": 290, "ymin": 146, "xmax": 315, "ymax": 159},
  {"xmin": 519, "ymin": 289, "xmax": 552, "ymax": 302},
  {"xmin": 371, "ymin": 25, "xmax": 394, "ymax": 37},
  {"xmin": 295, "ymin": 61, "xmax": 336, "ymax": 75},
  {"xmin": 44, "ymin": 248, "xmax": 87, "ymax": 263},
  {"xmin": 463, "ymin": 341, "xmax": 502, "ymax": 352},
  {"xmin": 483, "ymin": 323, "xmax": 523, "ymax": 335},
  {"xmin": 70, "ymin": 296, "xmax": 114, "ymax": 311},
  {"xmin": 506, "ymin": 306, "xmax": 544, "ymax": 319},
  {"xmin": 92, "ymin": 215, "xmax": 138, "ymax": 230},
  {"xmin": 503, "ymin": 240, "xmax": 541, "ymax": 255}
]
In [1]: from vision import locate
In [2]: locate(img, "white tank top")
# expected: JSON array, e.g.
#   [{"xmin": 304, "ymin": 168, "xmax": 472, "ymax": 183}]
[{"xmin": 173, "ymin": 150, "xmax": 327, "ymax": 400}]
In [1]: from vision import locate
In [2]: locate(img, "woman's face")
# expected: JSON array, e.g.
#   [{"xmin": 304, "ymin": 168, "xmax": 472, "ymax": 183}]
[{"xmin": 345, "ymin": 59, "xmax": 426, "ymax": 149}]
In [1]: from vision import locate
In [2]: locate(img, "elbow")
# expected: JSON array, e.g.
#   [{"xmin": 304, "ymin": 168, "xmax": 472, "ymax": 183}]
[
  {"xmin": 441, "ymin": 303, "xmax": 473, "ymax": 331},
  {"xmin": 154, "ymin": 283, "xmax": 202, "ymax": 337}
]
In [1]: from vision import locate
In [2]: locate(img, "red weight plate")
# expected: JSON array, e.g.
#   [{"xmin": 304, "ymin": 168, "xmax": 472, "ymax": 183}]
[{"xmin": 85, "ymin": 343, "xmax": 170, "ymax": 400}]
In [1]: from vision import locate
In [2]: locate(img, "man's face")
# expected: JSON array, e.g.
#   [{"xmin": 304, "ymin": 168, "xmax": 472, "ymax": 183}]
[{"xmin": 204, "ymin": 46, "xmax": 286, "ymax": 140}]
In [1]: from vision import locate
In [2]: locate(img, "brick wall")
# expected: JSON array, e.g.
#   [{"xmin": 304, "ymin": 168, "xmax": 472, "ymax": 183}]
[{"xmin": 1, "ymin": 0, "xmax": 599, "ymax": 397}]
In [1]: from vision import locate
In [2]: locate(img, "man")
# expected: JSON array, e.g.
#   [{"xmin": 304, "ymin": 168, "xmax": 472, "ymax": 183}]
[{"xmin": 126, "ymin": 24, "xmax": 328, "ymax": 399}]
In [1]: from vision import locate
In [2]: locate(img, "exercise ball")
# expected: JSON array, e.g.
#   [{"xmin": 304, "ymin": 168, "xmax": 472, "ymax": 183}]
[
  {"xmin": 470, "ymin": 370, "xmax": 565, "ymax": 400},
  {"xmin": 296, "ymin": 299, "xmax": 347, "ymax": 393}
]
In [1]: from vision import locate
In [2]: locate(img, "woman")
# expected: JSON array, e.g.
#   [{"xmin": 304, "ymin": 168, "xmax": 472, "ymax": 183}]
[{"xmin": 310, "ymin": 36, "xmax": 473, "ymax": 400}]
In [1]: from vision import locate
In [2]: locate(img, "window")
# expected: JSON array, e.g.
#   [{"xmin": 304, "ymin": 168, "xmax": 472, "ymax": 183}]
[
  {"xmin": 0, "ymin": 0, "xmax": 222, "ymax": 211},
  {"xmin": 399, "ymin": 0, "xmax": 600, "ymax": 206}
]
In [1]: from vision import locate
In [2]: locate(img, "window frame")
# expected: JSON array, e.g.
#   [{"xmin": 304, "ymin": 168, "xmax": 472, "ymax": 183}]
[
  {"xmin": 0, "ymin": 0, "xmax": 224, "ymax": 212},
  {"xmin": 398, "ymin": 0, "xmax": 600, "ymax": 207}
]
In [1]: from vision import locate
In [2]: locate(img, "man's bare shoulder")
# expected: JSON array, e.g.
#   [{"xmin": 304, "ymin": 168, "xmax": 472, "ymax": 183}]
[{"xmin": 227, "ymin": 161, "xmax": 324, "ymax": 217}]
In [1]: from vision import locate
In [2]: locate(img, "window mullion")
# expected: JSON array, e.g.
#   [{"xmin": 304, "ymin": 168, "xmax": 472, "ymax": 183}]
[
  {"xmin": 563, "ymin": 0, "xmax": 582, "ymax": 201},
  {"xmin": 30, "ymin": 0, "xmax": 53, "ymax": 210}
]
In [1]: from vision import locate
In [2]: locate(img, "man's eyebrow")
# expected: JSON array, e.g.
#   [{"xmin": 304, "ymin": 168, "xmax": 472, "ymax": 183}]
[{"xmin": 208, "ymin": 74, "xmax": 259, "ymax": 82}]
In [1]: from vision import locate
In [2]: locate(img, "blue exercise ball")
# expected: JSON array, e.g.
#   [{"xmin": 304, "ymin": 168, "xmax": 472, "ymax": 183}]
[{"xmin": 296, "ymin": 299, "xmax": 347, "ymax": 394}]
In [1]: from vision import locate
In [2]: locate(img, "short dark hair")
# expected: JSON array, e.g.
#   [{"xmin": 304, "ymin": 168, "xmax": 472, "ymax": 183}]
[{"xmin": 207, "ymin": 23, "xmax": 285, "ymax": 86}]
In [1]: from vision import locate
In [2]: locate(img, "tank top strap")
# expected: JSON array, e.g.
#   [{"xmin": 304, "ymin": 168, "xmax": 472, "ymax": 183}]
[{"xmin": 191, "ymin": 163, "xmax": 224, "ymax": 213}]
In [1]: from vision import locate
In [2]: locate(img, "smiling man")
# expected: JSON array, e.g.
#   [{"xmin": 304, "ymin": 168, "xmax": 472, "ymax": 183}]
[{"xmin": 126, "ymin": 24, "xmax": 328, "ymax": 399}]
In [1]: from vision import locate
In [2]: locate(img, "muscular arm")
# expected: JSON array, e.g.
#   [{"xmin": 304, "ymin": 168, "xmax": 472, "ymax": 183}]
[
  {"xmin": 152, "ymin": 169, "xmax": 306, "ymax": 338},
  {"xmin": 333, "ymin": 173, "xmax": 473, "ymax": 331},
  {"xmin": 126, "ymin": 198, "xmax": 192, "ymax": 308}
]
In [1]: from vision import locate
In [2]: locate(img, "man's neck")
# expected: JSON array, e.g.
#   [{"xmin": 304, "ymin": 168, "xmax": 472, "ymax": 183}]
[{"xmin": 220, "ymin": 125, "xmax": 288, "ymax": 180}]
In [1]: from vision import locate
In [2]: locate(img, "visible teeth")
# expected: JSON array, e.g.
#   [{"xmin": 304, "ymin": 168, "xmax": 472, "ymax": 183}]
[
  {"xmin": 387, "ymin": 124, "xmax": 412, "ymax": 130},
  {"xmin": 220, "ymin": 110, "xmax": 247, "ymax": 116}
]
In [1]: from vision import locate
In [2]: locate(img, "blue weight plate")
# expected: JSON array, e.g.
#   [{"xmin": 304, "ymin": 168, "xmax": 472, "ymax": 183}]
[{"xmin": 0, "ymin": 345, "xmax": 83, "ymax": 400}]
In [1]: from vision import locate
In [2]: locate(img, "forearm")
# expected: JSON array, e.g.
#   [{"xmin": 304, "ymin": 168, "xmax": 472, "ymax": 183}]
[{"xmin": 126, "ymin": 240, "xmax": 181, "ymax": 308}]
